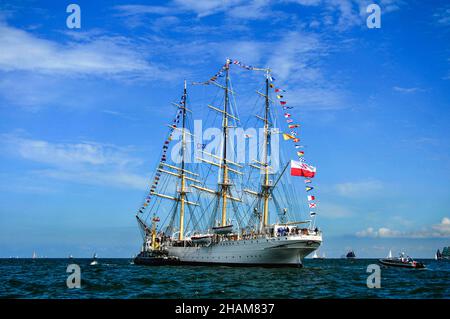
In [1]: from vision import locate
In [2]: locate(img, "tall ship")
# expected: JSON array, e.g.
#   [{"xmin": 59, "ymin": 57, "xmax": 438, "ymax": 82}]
[
  {"xmin": 346, "ymin": 250, "xmax": 356, "ymax": 259},
  {"xmin": 436, "ymin": 247, "xmax": 450, "ymax": 260},
  {"xmin": 134, "ymin": 59, "xmax": 322, "ymax": 267}
]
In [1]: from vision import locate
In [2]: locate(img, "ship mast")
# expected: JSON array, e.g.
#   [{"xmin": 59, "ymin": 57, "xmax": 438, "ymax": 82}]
[
  {"xmin": 191, "ymin": 59, "xmax": 244, "ymax": 228},
  {"xmin": 220, "ymin": 59, "xmax": 230, "ymax": 226},
  {"xmin": 262, "ymin": 70, "xmax": 271, "ymax": 229},
  {"xmin": 179, "ymin": 80, "xmax": 188, "ymax": 240}
]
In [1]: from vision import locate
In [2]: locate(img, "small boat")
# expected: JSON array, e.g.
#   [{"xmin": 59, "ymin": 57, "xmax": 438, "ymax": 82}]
[
  {"xmin": 379, "ymin": 252, "xmax": 425, "ymax": 269},
  {"xmin": 435, "ymin": 249, "xmax": 442, "ymax": 260},
  {"xmin": 312, "ymin": 251, "xmax": 324, "ymax": 260},
  {"xmin": 346, "ymin": 250, "xmax": 356, "ymax": 259},
  {"xmin": 68, "ymin": 254, "xmax": 73, "ymax": 259},
  {"xmin": 32, "ymin": 251, "xmax": 37, "ymax": 259},
  {"xmin": 190, "ymin": 233, "xmax": 214, "ymax": 245},
  {"xmin": 134, "ymin": 250, "xmax": 181, "ymax": 266},
  {"xmin": 133, "ymin": 216, "xmax": 181, "ymax": 266},
  {"xmin": 212, "ymin": 224, "xmax": 233, "ymax": 235},
  {"xmin": 90, "ymin": 253, "xmax": 98, "ymax": 265}
]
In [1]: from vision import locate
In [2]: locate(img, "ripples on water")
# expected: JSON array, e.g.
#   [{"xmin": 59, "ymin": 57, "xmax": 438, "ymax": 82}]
[{"xmin": 0, "ymin": 259, "xmax": 448, "ymax": 299}]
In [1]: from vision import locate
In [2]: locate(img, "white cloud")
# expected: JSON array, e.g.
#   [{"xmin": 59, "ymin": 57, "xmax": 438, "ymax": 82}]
[
  {"xmin": 113, "ymin": 0, "xmax": 403, "ymax": 28},
  {"xmin": 356, "ymin": 227, "xmax": 403, "ymax": 238},
  {"xmin": 113, "ymin": 4, "xmax": 174, "ymax": 16},
  {"xmin": 35, "ymin": 169, "xmax": 147, "ymax": 190},
  {"xmin": 356, "ymin": 217, "xmax": 450, "ymax": 238},
  {"xmin": 0, "ymin": 23, "xmax": 163, "ymax": 78},
  {"xmin": 433, "ymin": 6, "xmax": 450, "ymax": 26},
  {"xmin": 174, "ymin": 0, "xmax": 245, "ymax": 17},
  {"xmin": 114, "ymin": 1, "xmax": 246, "ymax": 18},
  {"xmin": 335, "ymin": 180, "xmax": 383, "ymax": 197},
  {"xmin": 1, "ymin": 133, "xmax": 147, "ymax": 190},
  {"xmin": 393, "ymin": 86, "xmax": 421, "ymax": 94},
  {"xmin": 317, "ymin": 202, "xmax": 354, "ymax": 218},
  {"xmin": 432, "ymin": 217, "xmax": 450, "ymax": 234},
  {"xmin": 227, "ymin": 0, "xmax": 273, "ymax": 19},
  {"xmin": 287, "ymin": 87, "xmax": 349, "ymax": 110},
  {"xmin": 290, "ymin": 0, "xmax": 322, "ymax": 5},
  {"xmin": 114, "ymin": 0, "xmax": 274, "ymax": 20},
  {"xmin": 356, "ymin": 227, "xmax": 376, "ymax": 237},
  {"xmin": 2, "ymin": 134, "xmax": 137, "ymax": 167},
  {"xmin": 267, "ymin": 31, "xmax": 326, "ymax": 82}
]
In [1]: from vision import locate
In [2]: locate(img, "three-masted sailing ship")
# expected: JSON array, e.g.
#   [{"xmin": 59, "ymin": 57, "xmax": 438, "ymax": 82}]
[{"xmin": 134, "ymin": 59, "xmax": 322, "ymax": 267}]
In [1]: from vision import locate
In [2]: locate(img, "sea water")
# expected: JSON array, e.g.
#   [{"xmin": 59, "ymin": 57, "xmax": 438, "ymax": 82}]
[{"xmin": 0, "ymin": 258, "xmax": 448, "ymax": 298}]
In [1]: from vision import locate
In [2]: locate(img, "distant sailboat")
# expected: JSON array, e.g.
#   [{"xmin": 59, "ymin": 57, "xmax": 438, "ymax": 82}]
[
  {"xmin": 69, "ymin": 254, "xmax": 73, "ymax": 259},
  {"xmin": 443, "ymin": 247, "xmax": 450, "ymax": 260},
  {"xmin": 312, "ymin": 250, "xmax": 325, "ymax": 260},
  {"xmin": 32, "ymin": 251, "xmax": 37, "ymax": 259},
  {"xmin": 387, "ymin": 249, "xmax": 393, "ymax": 259},
  {"xmin": 90, "ymin": 253, "xmax": 98, "ymax": 265},
  {"xmin": 346, "ymin": 250, "xmax": 356, "ymax": 259}
]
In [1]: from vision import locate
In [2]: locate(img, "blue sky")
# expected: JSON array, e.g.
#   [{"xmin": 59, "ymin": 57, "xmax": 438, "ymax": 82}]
[{"xmin": 0, "ymin": 0, "xmax": 449, "ymax": 258}]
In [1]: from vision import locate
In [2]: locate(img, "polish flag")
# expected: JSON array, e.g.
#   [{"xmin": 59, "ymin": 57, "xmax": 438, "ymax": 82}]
[
  {"xmin": 290, "ymin": 160, "xmax": 316, "ymax": 178},
  {"xmin": 308, "ymin": 195, "xmax": 315, "ymax": 201},
  {"xmin": 309, "ymin": 203, "xmax": 316, "ymax": 208}
]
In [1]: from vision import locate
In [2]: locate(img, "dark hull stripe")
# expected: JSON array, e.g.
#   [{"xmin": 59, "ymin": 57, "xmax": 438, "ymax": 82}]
[
  {"xmin": 134, "ymin": 258, "xmax": 302, "ymax": 268},
  {"xmin": 379, "ymin": 260, "xmax": 425, "ymax": 269}
]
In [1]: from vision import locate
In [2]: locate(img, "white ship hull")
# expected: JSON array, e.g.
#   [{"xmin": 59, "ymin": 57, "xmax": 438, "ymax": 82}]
[{"xmin": 166, "ymin": 234, "xmax": 322, "ymax": 266}]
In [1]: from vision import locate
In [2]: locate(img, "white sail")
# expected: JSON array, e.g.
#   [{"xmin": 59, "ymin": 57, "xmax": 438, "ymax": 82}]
[{"xmin": 388, "ymin": 249, "xmax": 392, "ymax": 259}]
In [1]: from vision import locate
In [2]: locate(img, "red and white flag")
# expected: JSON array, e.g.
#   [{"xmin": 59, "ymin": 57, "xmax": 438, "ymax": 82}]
[
  {"xmin": 290, "ymin": 160, "xmax": 316, "ymax": 178},
  {"xmin": 307, "ymin": 195, "xmax": 315, "ymax": 201},
  {"xmin": 309, "ymin": 202, "xmax": 316, "ymax": 208}
]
